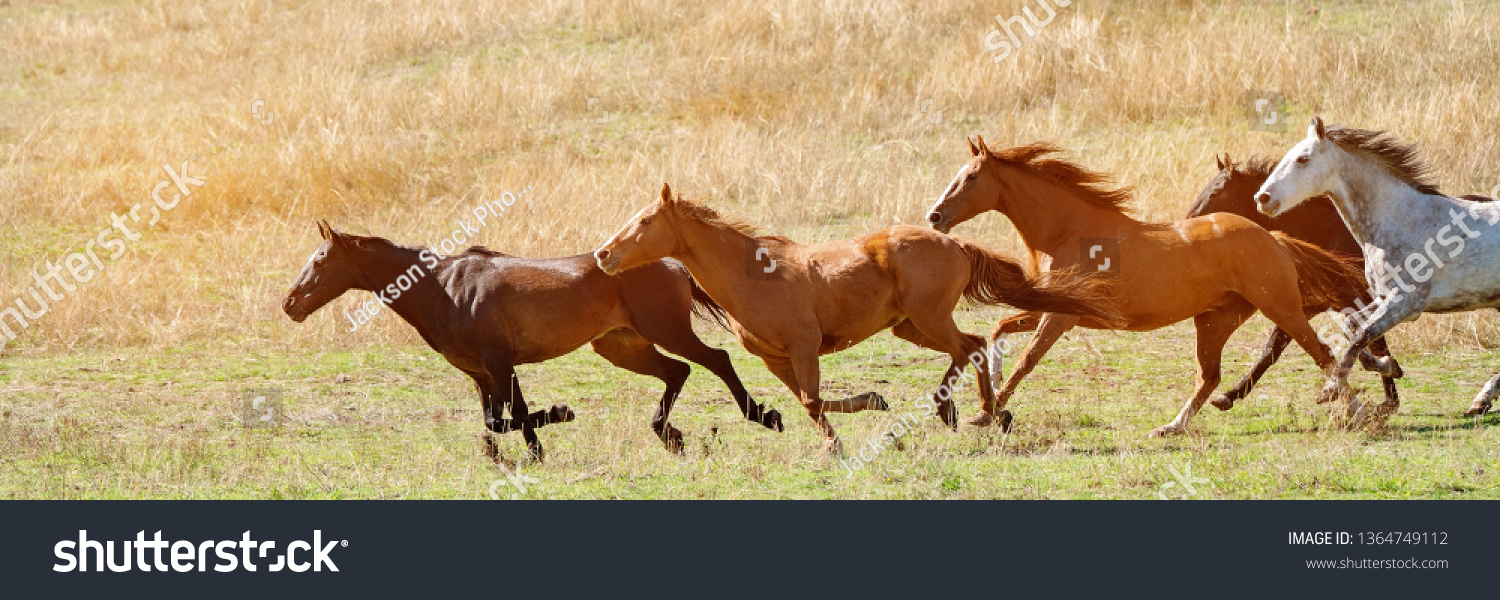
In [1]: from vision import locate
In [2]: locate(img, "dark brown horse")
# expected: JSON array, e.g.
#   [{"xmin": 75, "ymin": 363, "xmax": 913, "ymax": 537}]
[
  {"xmin": 1185, "ymin": 155, "xmax": 1405, "ymax": 420},
  {"xmin": 281, "ymin": 221, "xmax": 782, "ymax": 461}
]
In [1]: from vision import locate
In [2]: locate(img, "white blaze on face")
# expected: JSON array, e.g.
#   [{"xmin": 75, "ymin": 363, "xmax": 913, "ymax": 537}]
[
  {"xmin": 608, "ymin": 206, "xmax": 651, "ymax": 246},
  {"xmin": 940, "ymin": 164, "xmax": 968, "ymax": 204}
]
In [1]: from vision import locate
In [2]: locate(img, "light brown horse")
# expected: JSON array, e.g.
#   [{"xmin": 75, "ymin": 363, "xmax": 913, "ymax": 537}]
[
  {"xmin": 593, "ymin": 184, "xmax": 1122, "ymax": 453},
  {"xmin": 925, "ymin": 138, "xmax": 1363, "ymax": 437}
]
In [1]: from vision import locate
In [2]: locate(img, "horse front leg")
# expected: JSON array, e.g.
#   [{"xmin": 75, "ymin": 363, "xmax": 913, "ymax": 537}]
[
  {"xmin": 1318, "ymin": 295, "xmax": 1421, "ymax": 408},
  {"xmin": 1149, "ymin": 305, "xmax": 1253, "ymax": 438}
]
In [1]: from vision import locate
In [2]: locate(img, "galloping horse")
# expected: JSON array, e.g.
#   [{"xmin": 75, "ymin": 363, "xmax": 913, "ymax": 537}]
[
  {"xmin": 926, "ymin": 137, "xmax": 1362, "ymax": 437},
  {"xmin": 1186, "ymin": 155, "xmax": 1405, "ymax": 422},
  {"xmin": 282, "ymin": 221, "xmax": 783, "ymax": 461},
  {"xmin": 593, "ymin": 184, "xmax": 1122, "ymax": 454},
  {"xmin": 1257, "ymin": 117, "xmax": 1500, "ymax": 416}
]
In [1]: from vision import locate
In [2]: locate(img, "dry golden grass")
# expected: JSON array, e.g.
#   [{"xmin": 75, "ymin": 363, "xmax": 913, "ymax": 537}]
[{"xmin": 3, "ymin": 0, "xmax": 1500, "ymax": 356}]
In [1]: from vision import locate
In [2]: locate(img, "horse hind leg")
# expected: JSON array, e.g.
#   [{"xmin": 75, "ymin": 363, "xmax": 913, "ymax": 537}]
[
  {"xmin": 591, "ymin": 330, "xmax": 692, "ymax": 454},
  {"xmin": 1149, "ymin": 303, "xmax": 1254, "ymax": 438},
  {"xmin": 987, "ymin": 311, "xmax": 1044, "ymax": 393},
  {"xmin": 1209, "ymin": 326, "xmax": 1292, "ymax": 412},
  {"xmin": 891, "ymin": 318, "xmax": 991, "ymax": 430},
  {"xmin": 639, "ymin": 320, "xmax": 784, "ymax": 432}
]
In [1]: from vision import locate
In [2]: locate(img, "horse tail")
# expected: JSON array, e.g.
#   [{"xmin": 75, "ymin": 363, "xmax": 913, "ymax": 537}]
[
  {"xmin": 955, "ymin": 238, "xmax": 1125, "ymax": 327},
  {"xmin": 687, "ymin": 275, "xmax": 732, "ymax": 331},
  {"xmin": 1271, "ymin": 232, "xmax": 1366, "ymax": 311}
]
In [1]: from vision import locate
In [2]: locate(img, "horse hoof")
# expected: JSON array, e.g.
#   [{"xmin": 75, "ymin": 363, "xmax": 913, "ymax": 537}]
[
  {"xmin": 997, "ymin": 410, "xmax": 1014, "ymax": 433},
  {"xmin": 938, "ymin": 402, "xmax": 959, "ymax": 430},
  {"xmin": 661, "ymin": 425, "xmax": 686, "ymax": 454},
  {"xmin": 870, "ymin": 392, "xmax": 889, "ymax": 411},
  {"xmin": 1208, "ymin": 395, "xmax": 1235, "ymax": 411},
  {"xmin": 1315, "ymin": 387, "xmax": 1344, "ymax": 405},
  {"xmin": 525, "ymin": 441, "xmax": 545, "ymax": 464},
  {"xmin": 550, "ymin": 404, "xmax": 576, "ymax": 424},
  {"xmin": 1147, "ymin": 425, "xmax": 1183, "ymax": 438},
  {"xmin": 1464, "ymin": 401, "xmax": 1491, "ymax": 416},
  {"xmin": 479, "ymin": 433, "xmax": 501, "ymax": 462},
  {"xmin": 764, "ymin": 409, "xmax": 785, "ymax": 432},
  {"xmin": 965, "ymin": 412, "xmax": 994, "ymax": 427},
  {"xmin": 820, "ymin": 439, "xmax": 843, "ymax": 457}
]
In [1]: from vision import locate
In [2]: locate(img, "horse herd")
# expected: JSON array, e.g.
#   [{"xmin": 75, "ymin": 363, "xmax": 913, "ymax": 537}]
[{"xmin": 281, "ymin": 117, "xmax": 1500, "ymax": 460}]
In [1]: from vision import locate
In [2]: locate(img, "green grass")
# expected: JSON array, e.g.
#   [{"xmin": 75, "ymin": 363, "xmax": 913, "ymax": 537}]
[{"xmin": 2, "ymin": 307, "xmax": 1498, "ymax": 499}]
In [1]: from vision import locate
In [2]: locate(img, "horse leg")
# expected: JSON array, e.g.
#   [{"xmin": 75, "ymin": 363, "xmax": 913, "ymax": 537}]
[
  {"xmin": 641, "ymin": 322, "xmax": 784, "ymax": 432},
  {"xmin": 1149, "ymin": 302, "xmax": 1255, "ymax": 438},
  {"xmin": 986, "ymin": 311, "xmax": 1044, "ymax": 394},
  {"xmin": 1358, "ymin": 335, "xmax": 1403, "ymax": 421},
  {"xmin": 591, "ymin": 329, "xmax": 692, "ymax": 453},
  {"xmin": 481, "ymin": 356, "xmax": 545, "ymax": 462},
  {"xmin": 1467, "ymin": 371, "xmax": 1500, "ymax": 416},
  {"xmin": 762, "ymin": 352, "xmax": 842, "ymax": 455},
  {"xmin": 470, "ymin": 374, "xmax": 574, "ymax": 461},
  {"xmin": 972, "ymin": 312, "xmax": 1079, "ymax": 427},
  {"xmin": 1209, "ymin": 326, "xmax": 1292, "ymax": 412},
  {"xmin": 893, "ymin": 316, "xmax": 992, "ymax": 431}
]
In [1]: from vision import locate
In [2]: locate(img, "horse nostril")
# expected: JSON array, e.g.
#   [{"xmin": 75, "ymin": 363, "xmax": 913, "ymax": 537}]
[
  {"xmin": 1254, "ymin": 192, "xmax": 1270, "ymax": 205},
  {"xmin": 926, "ymin": 212, "xmax": 943, "ymax": 224},
  {"xmin": 595, "ymin": 249, "xmax": 610, "ymax": 261}
]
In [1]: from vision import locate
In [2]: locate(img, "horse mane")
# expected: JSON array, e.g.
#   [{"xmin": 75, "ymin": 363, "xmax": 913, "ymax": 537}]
[
  {"xmin": 991, "ymin": 142, "xmax": 1136, "ymax": 215},
  {"xmin": 1234, "ymin": 156, "xmax": 1279, "ymax": 177},
  {"xmin": 459, "ymin": 246, "xmax": 513, "ymax": 258},
  {"xmin": 669, "ymin": 196, "xmax": 794, "ymax": 243},
  {"xmin": 1324, "ymin": 125, "xmax": 1442, "ymax": 196}
]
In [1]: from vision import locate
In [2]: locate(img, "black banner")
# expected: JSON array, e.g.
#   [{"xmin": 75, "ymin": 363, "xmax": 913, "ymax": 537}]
[{"xmin": 0, "ymin": 500, "xmax": 1489, "ymax": 597}]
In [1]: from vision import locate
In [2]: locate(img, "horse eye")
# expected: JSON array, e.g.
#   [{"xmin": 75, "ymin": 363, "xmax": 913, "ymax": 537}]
[
  {"xmin": 965, "ymin": 173, "xmax": 978, "ymax": 181},
  {"xmin": 1295, "ymin": 155, "xmax": 1310, "ymax": 164},
  {"xmin": 640, "ymin": 218, "xmax": 651, "ymax": 225}
]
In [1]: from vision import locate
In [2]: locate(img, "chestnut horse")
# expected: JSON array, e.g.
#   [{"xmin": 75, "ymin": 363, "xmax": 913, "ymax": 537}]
[
  {"xmin": 282, "ymin": 222, "xmax": 783, "ymax": 461},
  {"xmin": 926, "ymin": 138, "xmax": 1363, "ymax": 437},
  {"xmin": 1186, "ymin": 154, "xmax": 1406, "ymax": 424},
  {"xmin": 594, "ymin": 183, "xmax": 1122, "ymax": 454}
]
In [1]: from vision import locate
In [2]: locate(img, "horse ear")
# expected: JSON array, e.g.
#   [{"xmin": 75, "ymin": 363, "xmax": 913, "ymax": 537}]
[
  {"xmin": 967, "ymin": 137, "xmax": 980, "ymax": 156},
  {"xmin": 1215, "ymin": 154, "xmax": 1226, "ymax": 171},
  {"xmin": 975, "ymin": 135, "xmax": 991, "ymax": 157},
  {"xmin": 660, "ymin": 182, "xmax": 673, "ymax": 204},
  {"xmin": 1310, "ymin": 116, "xmax": 1326, "ymax": 140},
  {"xmin": 317, "ymin": 221, "xmax": 329, "ymax": 240}
]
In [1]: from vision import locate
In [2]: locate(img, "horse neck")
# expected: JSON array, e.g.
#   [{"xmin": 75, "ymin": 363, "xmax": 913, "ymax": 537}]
[
  {"xmin": 347, "ymin": 242, "xmax": 445, "ymax": 342},
  {"xmin": 1000, "ymin": 170, "xmax": 1137, "ymax": 251},
  {"xmin": 668, "ymin": 218, "xmax": 761, "ymax": 312},
  {"xmin": 1325, "ymin": 153, "xmax": 1443, "ymax": 248}
]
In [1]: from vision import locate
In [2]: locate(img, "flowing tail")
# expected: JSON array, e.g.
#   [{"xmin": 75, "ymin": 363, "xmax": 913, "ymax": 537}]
[
  {"xmin": 688, "ymin": 276, "xmax": 732, "ymax": 331},
  {"xmin": 1271, "ymin": 232, "xmax": 1366, "ymax": 312},
  {"xmin": 955, "ymin": 238, "xmax": 1125, "ymax": 327}
]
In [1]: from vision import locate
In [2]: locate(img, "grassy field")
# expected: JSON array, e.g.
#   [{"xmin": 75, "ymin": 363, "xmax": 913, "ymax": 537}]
[
  {"xmin": 3, "ymin": 0, "xmax": 1500, "ymax": 498},
  {"xmin": 3, "ymin": 310, "xmax": 1497, "ymax": 499}
]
